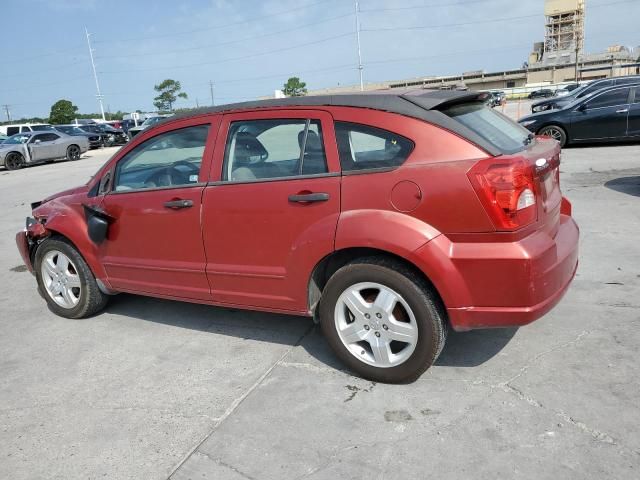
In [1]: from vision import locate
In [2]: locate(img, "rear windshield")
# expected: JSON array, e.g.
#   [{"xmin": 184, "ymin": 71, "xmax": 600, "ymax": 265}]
[{"xmin": 442, "ymin": 102, "xmax": 530, "ymax": 154}]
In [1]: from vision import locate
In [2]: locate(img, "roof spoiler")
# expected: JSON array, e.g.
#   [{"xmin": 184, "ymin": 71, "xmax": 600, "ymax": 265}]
[{"xmin": 400, "ymin": 90, "xmax": 490, "ymax": 111}]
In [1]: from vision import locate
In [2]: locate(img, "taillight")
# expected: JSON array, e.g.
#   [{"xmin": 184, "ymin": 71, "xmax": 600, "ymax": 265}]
[{"xmin": 468, "ymin": 158, "xmax": 537, "ymax": 231}]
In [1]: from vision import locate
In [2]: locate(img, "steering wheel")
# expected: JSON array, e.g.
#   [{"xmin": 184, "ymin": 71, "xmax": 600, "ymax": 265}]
[{"xmin": 145, "ymin": 160, "xmax": 200, "ymax": 187}]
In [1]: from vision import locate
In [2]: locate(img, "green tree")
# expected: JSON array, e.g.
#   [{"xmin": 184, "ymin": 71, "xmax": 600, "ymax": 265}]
[
  {"xmin": 49, "ymin": 99, "xmax": 78, "ymax": 124},
  {"xmin": 283, "ymin": 77, "xmax": 307, "ymax": 97},
  {"xmin": 153, "ymin": 79, "xmax": 188, "ymax": 112}
]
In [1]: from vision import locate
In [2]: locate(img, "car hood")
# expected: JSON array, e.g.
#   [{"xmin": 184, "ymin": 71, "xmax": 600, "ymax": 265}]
[{"xmin": 41, "ymin": 184, "xmax": 89, "ymax": 204}]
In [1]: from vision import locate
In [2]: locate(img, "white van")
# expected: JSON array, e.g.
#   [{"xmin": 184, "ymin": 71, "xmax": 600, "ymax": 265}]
[{"xmin": 0, "ymin": 123, "xmax": 54, "ymax": 136}]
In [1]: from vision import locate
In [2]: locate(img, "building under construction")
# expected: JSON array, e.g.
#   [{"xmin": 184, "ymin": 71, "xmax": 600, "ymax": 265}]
[
  {"xmin": 307, "ymin": 0, "xmax": 640, "ymax": 96},
  {"xmin": 544, "ymin": 0, "xmax": 585, "ymax": 55}
]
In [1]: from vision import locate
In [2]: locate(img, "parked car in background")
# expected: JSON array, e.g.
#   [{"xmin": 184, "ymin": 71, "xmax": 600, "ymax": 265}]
[
  {"xmin": 77, "ymin": 124, "xmax": 127, "ymax": 147},
  {"xmin": 55, "ymin": 125, "xmax": 102, "ymax": 149},
  {"xmin": 1, "ymin": 131, "xmax": 88, "ymax": 170},
  {"xmin": 519, "ymin": 83, "xmax": 640, "ymax": 147},
  {"xmin": 16, "ymin": 90, "xmax": 578, "ymax": 383},
  {"xmin": 528, "ymin": 89, "xmax": 555, "ymax": 99},
  {"xmin": 0, "ymin": 123, "xmax": 54, "ymax": 136},
  {"xmin": 532, "ymin": 75, "xmax": 640, "ymax": 112},
  {"xmin": 485, "ymin": 91, "xmax": 506, "ymax": 107},
  {"xmin": 120, "ymin": 119, "xmax": 136, "ymax": 135},
  {"xmin": 127, "ymin": 114, "xmax": 171, "ymax": 139}
]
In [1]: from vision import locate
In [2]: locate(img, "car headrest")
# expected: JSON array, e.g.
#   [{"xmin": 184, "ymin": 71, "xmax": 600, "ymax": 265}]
[
  {"xmin": 234, "ymin": 132, "xmax": 268, "ymax": 162},
  {"xmin": 297, "ymin": 130, "xmax": 323, "ymax": 153}
]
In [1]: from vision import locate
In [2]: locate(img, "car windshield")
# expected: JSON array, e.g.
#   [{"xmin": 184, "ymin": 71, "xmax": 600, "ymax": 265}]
[
  {"xmin": 443, "ymin": 102, "xmax": 531, "ymax": 154},
  {"xmin": 30, "ymin": 125, "xmax": 54, "ymax": 131},
  {"xmin": 81, "ymin": 125, "xmax": 100, "ymax": 133},
  {"xmin": 4, "ymin": 134, "xmax": 31, "ymax": 144}
]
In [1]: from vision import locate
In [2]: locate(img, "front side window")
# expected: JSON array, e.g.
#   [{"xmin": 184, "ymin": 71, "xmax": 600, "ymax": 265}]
[
  {"xmin": 585, "ymin": 88, "xmax": 630, "ymax": 109},
  {"xmin": 114, "ymin": 125, "xmax": 209, "ymax": 192},
  {"xmin": 334, "ymin": 122, "xmax": 414, "ymax": 171},
  {"xmin": 34, "ymin": 133, "xmax": 60, "ymax": 142},
  {"xmin": 223, "ymin": 119, "xmax": 327, "ymax": 181},
  {"xmin": 5, "ymin": 134, "xmax": 30, "ymax": 144}
]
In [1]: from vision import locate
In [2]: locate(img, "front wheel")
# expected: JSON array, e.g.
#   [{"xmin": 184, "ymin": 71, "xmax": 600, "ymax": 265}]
[
  {"xmin": 538, "ymin": 125, "xmax": 567, "ymax": 148},
  {"xmin": 319, "ymin": 257, "xmax": 446, "ymax": 383},
  {"xmin": 66, "ymin": 144, "xmax": 81, "ymax": 161},
  {"xmin": 35, "ymin": 237, "xmax": 108, "ymax": 318},
  {"xmin": 4, "ymin": 152, "xmax": 24, "ymax": 170}
]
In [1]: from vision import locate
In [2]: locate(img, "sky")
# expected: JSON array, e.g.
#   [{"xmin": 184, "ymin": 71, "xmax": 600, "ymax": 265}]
[{"xmin": 0, "ymin": 0, "xmax": 638, "ymax": 119}]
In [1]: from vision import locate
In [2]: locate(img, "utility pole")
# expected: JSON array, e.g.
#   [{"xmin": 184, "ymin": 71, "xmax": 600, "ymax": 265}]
[
  {"xmin": 209, "ymin": 81, "xmax": 216, "ymax": 106},
  {"xmin": 2, "ymin": 104, "xmax": 11, "ymax": 122},
  {"xmin": 195, "ymin": 98, "xmax": 200, "ymax": 108},
  {"xmin": 574, "ymin": 31, "xmax": 582, "ymax": 83},
  {"xmin": 85, "ymin": 27, "xmax": 106, "ymax": 121},
  {"xmin": 355, "ymin": 0, "xmax": 364, "ymax": 91}
]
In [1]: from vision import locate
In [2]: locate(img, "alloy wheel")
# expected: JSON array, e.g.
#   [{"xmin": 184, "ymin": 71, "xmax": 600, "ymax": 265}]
[
  {"xmin": 68, "ymin": 145, "xmax": 80, "ymax": 160},
  {"xmin": 5, "ymin": 153, "xmax": 23, "ymax": 170},
  {"xmin": 541, "ymin": 127, "xmax": 563, "ymax": 142},
  {"xmin": 334, "ymin": 282, "xmax": 418, "ymax": 368},
  {"xmin": 40, "ymin": 250, "xmax": 82, "ymax": 309}
]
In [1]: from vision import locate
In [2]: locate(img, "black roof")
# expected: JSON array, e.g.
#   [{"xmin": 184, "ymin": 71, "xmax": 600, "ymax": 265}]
[{"xmin": 164, "ymin": 89, "xmax": 501, "ymax": 156}]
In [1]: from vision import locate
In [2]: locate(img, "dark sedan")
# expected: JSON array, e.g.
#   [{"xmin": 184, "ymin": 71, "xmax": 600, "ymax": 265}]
[
  {"xmin": 528, "ymin": 89, "xmax": 555, "ymax": 99},
  {"xmin": 79, "ymin": 124, "xmax": 128, "ymax": 146},
  {"xmin": 55, "ymin": 125, "xmax": 102, "ymax": 149},
  {"xmin": 532, "ymin": 75, "xmax": 640, "ymax": 113},
  {"xmin": 518, "ymin": 84, "xmax": 640, "ymax": 147}
]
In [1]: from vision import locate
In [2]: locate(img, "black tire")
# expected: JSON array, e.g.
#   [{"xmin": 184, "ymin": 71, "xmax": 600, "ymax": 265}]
[
  {"xmin": 319, "ymin": 257, "xmax": 446, "ymax": 383},
  {"xmin": 34, "ymin": 237, "xmax": 108, "ymax": 319},
  {"xmin": 66, "ymin": 144, "xmax": 81, "ymax": 161},
  {"xmin": 538, "ymin": 125, "xmax": 567, "ymax": 148},
  {"xmin": 4, "ymin": 152, "xmax": 24, "ymax": 170}
]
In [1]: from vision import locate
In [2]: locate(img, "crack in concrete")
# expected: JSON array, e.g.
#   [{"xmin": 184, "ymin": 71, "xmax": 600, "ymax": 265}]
[
  {"xmin": 167, "ymin": 324, "xmax": 315, "ymax": 479},
  {"xmin": 196, "ymin": 451, "xmax": 258, "ymax": 480}
]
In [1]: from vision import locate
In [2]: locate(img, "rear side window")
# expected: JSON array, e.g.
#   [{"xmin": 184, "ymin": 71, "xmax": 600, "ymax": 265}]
[
  {"xmin": 334, "ymin": 122, "xmax": 414, "ymax": 172},
  {"xmin": 442, "ymin": 102, "xmax": 530, "ymax": 154},
  {"xmin": 577, "ymin": 80, "xmax": 613, "ymax": 98},
  {"xmin": 223, "ymin": 119, "xmax": 328, "ymax": 181},
  {"xmin": 6, "ymin": 127, "xmax": 19, "ymax": 135}
]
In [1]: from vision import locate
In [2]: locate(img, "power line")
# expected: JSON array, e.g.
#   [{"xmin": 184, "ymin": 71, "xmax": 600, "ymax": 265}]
[
  {"xmin": 95, "ymin": 11, "xmax": 353, "ymax": 61},
  {"xmin": 361, "ymin": 0, "xmax": 490, "ymax": 13},
  {"xmin": 99, "ymin": 31, "xmax": 354, "ymax": 75},
  {"xmin": 96, "ymin": 0, "xmax": 338, "ymax": 45}
]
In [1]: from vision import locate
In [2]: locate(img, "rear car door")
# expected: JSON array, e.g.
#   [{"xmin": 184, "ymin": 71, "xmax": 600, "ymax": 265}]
[
  {"xmin": 202, "ymin": 109, "xmax": 341, "ymax": 313},
  {"xmin": 96, "ymin": 117, "xmax": 219, "ymax": 300},
  {"xmin": 570, "ymin": 87, "xmax": 631, "ymax": 140}
]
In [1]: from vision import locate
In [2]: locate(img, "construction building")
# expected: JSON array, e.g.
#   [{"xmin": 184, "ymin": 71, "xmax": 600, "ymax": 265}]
[{"xmin": 307, "ymin": 0, "xmax": 640, "ymax": 96}]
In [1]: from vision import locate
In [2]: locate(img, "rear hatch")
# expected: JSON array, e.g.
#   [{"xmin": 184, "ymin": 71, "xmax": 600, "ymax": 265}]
[{"xmin": 440, "ymin": 101, "xmax": 562, "ymax": 236}]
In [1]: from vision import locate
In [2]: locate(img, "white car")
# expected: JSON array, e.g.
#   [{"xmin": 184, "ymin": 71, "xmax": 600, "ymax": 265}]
[{"xmin": 0, "ymin": 131, "xmax": 89, "ymax": 171}]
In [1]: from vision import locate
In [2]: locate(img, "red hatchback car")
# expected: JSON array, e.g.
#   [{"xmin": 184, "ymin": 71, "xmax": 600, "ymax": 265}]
[{"xmin": 16, "ymin": 90, "xmax": 579, "ymax": 383}]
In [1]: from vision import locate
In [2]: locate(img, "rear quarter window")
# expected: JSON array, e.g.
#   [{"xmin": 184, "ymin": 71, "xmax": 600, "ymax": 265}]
[{"xmin": 335, "ymin": 122, "xmax": 414, "ymax": 172}]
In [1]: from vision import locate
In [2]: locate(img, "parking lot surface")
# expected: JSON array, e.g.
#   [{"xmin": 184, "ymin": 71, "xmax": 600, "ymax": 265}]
[{"xmin": 1, "ymin": 143, "xmax": 639, "ymax": 479}]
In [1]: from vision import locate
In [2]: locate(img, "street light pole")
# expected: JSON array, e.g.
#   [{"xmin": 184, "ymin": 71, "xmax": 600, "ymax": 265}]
[
  {"xmin": 355, "ymin": 0, "xmax": 364, "ymax": 91},
  {"xmin": 85, "ymin": 27, "xmax": 106, "ymax": 121}
]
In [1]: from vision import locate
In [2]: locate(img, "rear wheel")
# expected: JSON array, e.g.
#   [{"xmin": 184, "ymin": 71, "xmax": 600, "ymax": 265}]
[
  {"xmin": 538, "ymin": 125, "xmax": 567, "ymax": 147},
  {"xmin": 35, "ymin": 238, "xmax": 108, "ymax": 319},
  {"xmin": 319, "ymin": 257, "xmax": 446, "ymax": 383},
  {"xmin": 5, "ymin": 152, "xmax": 24, "ymax": 170},
  {"xmin": 66, "ymin": 144, "xmax": 81, "ymax": 161}
]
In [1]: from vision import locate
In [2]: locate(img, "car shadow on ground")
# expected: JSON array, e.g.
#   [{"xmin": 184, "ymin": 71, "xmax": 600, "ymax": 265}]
[
  {"xmin": 104, "ymin": 294, "xmax": 517, "ymax": 371},
  {"xmin": 604, "ymin": 175, "xmax": 640, "ymax": 197}
]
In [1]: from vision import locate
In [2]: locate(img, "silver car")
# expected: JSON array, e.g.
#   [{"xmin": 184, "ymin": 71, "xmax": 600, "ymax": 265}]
[{"xmin": 0, "ymin": 131, "xmax": 89, "ymax": 171}]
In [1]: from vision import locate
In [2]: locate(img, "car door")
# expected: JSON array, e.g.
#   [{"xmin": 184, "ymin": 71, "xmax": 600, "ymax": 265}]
[
  {"xmin": 627, "ymin": 86, "xmax": 640, "ymax": 137},
  {"xmin": 202, "ymin": 110, "xmax": 341, "ymax": 313},
  {"xmin": 570, "ymin": 87, "xmax": 631, "ymax": 141},
  {"xmin": 96, "ymin": 117, "xmax": 220, "ymax": 300}
]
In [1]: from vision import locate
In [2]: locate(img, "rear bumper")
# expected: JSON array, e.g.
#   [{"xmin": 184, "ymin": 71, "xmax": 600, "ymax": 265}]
[{"xmin": 413, "ymin": 214, "xmax": 579, "ymax": 331}]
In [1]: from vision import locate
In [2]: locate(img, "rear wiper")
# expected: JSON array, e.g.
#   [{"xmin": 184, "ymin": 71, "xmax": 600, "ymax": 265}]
[{"xmin": 523, "ymin": 133, "xmax": 535, "ymax": 146}]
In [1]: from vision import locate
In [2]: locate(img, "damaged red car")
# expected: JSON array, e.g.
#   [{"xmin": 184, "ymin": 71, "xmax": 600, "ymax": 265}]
[{"xmin": 16, "ymin": 90, "xmax": 579, "ymax": 383}]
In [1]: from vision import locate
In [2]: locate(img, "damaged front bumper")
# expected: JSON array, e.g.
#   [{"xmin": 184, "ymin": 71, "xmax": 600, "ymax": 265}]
[{"xmin": 15, "ymin": 217, "xmax": 48, "ymax": 274}]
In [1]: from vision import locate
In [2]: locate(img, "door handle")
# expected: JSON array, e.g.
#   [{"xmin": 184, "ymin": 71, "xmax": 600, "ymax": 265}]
[
  {"xmin": 616, "ymin": 109, "xmax": 629, "ymax": 113},
  {"xmin": 288, "ymin": 192, "xmax": 330, "ymax": 203},
  {"xmin": 164, "ymin": 199, "xmax": 193, "ymax": 209}
]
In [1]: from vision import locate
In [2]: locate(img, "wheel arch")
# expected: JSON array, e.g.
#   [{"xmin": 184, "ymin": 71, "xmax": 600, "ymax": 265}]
[{"xmin": 308, "ymin": 247, "xmax": 447, "ymax": 323}]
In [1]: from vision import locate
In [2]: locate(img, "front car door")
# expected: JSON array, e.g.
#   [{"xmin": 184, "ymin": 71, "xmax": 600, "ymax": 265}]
[
  {"xmin": 96, "ymin": 116, "xmax": 220, "ymax": 300},
  {"xmin": 570, "ymin": 86, "xmax": 631, "ymax": 141},
  {"xmin": 202, "ymin": 109, "xmax": 341, "ymax": 313}
]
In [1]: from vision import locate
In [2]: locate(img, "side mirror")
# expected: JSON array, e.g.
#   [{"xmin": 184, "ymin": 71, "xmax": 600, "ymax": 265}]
[
  {"xmin": 83, "ymin": 204, "xmax": 113, "ymax": 244},
  {"xmin": 34, "ymin": 139, "xmax": 41, "ymax": 144},
  {"xmin": 577, "ymin": 103, "xmax": 587, "ymax": 112}
]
